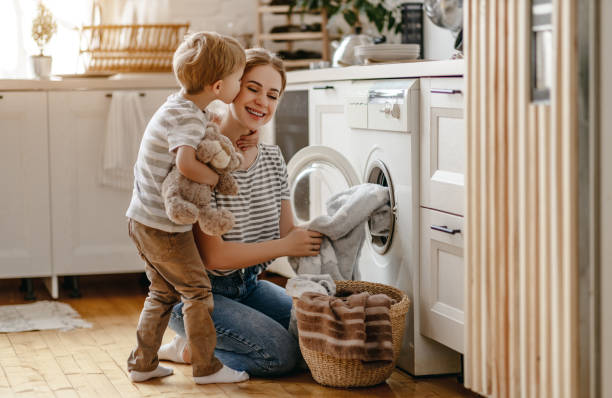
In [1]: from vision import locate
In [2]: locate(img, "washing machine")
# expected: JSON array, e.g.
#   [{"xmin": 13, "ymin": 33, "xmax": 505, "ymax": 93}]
[{"xmin": 286, "ymin": 79, "xmax": 460, "ymax": 376}]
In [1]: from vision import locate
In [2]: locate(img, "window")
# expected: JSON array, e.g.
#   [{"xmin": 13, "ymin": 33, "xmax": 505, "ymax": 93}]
[{"xmin": 0, "ymin": 0, "xmax": 94, "ymax": 77}]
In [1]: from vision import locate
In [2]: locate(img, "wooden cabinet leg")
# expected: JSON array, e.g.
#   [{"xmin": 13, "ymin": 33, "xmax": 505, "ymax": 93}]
[
  {"xmin": 19, "ymin": 278, "xmax": 36, "ymax": 301},
  {"xmin": 62, "ymin": 276, "xmax": 82, "ymax": 298}
]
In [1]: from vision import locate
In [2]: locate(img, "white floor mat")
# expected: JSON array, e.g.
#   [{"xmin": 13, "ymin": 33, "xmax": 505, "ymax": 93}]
[{"xmin": 0, "ymin": 301, "xmax": 92, "ymax": 332}]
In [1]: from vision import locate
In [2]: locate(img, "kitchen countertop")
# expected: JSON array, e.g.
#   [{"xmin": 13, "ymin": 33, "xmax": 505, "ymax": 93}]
[
  {"xmin": 287, "ymin": 59, "xmax": 464, "ymax": 84},
  {"xmin": 0, "ymin": 60, "xmax": 464, "ymax": 91},
  {"xmin": 0, "ymin": 73, "xmax": 179, "ymax": 91}
]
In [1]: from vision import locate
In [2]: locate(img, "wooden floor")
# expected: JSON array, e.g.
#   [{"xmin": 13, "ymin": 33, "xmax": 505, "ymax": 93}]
[{"xmin": 0, "ymin": 274, "xmax": 480, "ymax": 398}]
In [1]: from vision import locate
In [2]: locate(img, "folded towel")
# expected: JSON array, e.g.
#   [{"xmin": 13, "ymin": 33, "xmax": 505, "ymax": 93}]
[
  {"xmin": 295, "ymin": 291, "xmax": 395, "ymax": 363},
  {"xmin": 286, "ymin": 274, "xmax": 336, "ymax": 339},
  {"xmin": 288, "ymin": 183, "xmax": 391, "ymax": 280},
  {"xmin": 100, "ymin": 91, "xmax": 146, "ymax": 191}
]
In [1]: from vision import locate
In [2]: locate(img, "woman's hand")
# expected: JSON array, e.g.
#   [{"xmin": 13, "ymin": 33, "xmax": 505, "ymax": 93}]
[
  {"xmin": 236, "ymin": 130, "xmax": 260, "ymax": 152},
  {"xmin": 282, "ymin": 227, "xmax": 323, "ymax": 257}
]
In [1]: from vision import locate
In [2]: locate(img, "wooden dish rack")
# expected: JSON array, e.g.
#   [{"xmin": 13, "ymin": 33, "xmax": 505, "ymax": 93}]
[{"xmin": 79, "ymin": 23, "xmax": 190, "ymax": 73}]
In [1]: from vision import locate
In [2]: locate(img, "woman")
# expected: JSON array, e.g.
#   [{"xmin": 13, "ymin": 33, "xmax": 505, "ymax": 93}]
[{"xmin": 158, "ymin": 48, "xmax": 323, "ymax": 377}]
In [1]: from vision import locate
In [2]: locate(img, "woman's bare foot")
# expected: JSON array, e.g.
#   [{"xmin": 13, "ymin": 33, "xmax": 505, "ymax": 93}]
[{"xmin": 158, "ymin": 335, "xmax": 190, "ymax": 364}]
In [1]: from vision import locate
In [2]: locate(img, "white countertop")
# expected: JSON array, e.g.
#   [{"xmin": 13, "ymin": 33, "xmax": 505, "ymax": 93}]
[
  {"xmin": 287, "ymin": 59, "xmax": 464, "ymax": 84},
  {"xmin": 0, "ymin": 73, "xmax": 179, "ymax": 91},
  {"xmin": 0, "ymin": 60, "xmax": 463, "ymax": 91}
]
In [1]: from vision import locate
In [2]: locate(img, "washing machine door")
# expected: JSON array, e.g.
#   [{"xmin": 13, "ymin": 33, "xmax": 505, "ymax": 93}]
[{"xmin": 287, "ymin": 146, "xmax": 360, "ymax": 224}]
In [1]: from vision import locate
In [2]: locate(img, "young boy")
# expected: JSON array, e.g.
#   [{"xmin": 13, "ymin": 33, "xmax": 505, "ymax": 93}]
[{"xmin": 125, "ymin": 31, "xmax": 248, "ymax": 384}]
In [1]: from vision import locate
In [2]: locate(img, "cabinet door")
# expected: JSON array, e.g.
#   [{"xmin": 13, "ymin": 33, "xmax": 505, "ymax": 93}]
[
  {"xmin": 309, "ymin": 81, "xmax": 351, "ymax": 149},
  {"xmin": 0, "ymin": 92, "xmax": 52, "ymax": 278},
  {"xmin": 419, "ymin": 207, "xmax": 464, "ymax": 353},
  {"xmin": 420, "ymin": 77, "xmax": 465, "ymax": 216},
  {"xmin": 48, "ymin": 89, "xmax": 174, "ymax": 275}
]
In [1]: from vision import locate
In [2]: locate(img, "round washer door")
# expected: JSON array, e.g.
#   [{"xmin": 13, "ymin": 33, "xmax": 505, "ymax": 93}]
[{"xmin": 287, "ymin": 146, "xmax": 361, "ymax": 225}]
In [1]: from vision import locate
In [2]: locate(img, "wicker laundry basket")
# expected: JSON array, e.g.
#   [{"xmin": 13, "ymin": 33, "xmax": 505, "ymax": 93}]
[
  {"xmin": 295, "ymin": 280, "xmax": 411, "ymax": 388},
  {"xmin": 79, "ymin": 23, "xmax": 190, "ymax": 73}
]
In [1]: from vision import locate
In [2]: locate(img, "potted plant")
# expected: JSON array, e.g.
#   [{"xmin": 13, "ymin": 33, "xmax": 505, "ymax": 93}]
[
  {"xmin": 291, "ymin": 0, "xmax": 402, "ymax": 66},
  {"xmin": 292, "ymin": 0, "xmax": 402, "ymax": 35},
  {"xmin": 31, "ymin": 2, "xmax": 57, "ymax": 79}
]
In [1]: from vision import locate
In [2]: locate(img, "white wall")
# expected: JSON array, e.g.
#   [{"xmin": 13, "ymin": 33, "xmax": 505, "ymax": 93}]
[
  {"xmin": 104, "ymin": 0, "xmax": 457, "ymax": 60},
  {"xmin": 600, "ymin": 0, "xmax": 611, "ymax": 396}
]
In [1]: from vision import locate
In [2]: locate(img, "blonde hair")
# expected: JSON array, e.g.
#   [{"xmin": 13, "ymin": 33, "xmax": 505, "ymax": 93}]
[
  {"xmin": 244, "ymin": 48, "xmax": 287, "ymax": 94},
  {"xmin": 173, "ymin": 31, "xmax": 246, "ymax": 94}
]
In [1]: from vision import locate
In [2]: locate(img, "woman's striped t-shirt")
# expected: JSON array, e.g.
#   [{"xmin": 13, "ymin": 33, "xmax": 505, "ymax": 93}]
[{"xmin": 207, "ymin": 143, "xmax": 290, "ymax": 276}]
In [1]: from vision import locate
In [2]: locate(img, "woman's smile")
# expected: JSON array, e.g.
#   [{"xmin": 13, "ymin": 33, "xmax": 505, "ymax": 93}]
[{"xmin": 245, "ymin": 106, "xmax": 266, "ymax": 119}]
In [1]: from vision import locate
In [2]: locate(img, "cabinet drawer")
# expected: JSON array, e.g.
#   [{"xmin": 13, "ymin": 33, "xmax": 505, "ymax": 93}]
[
  {"xmin": 420, "ymin": 77, "xmax": 465, "ymax": 216},
  {"xmin": 419, "ymin": 207, "xmax": 464, "ymax": 353},
  {"xmin": 430, "ymin": 77, "xmax": 464, "ymax": 108}
]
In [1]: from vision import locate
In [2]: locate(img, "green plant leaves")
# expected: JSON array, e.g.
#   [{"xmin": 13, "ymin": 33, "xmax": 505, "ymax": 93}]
[{"xmin": 293, "ymin": 0, "xmax": 400, "ymax": 34}]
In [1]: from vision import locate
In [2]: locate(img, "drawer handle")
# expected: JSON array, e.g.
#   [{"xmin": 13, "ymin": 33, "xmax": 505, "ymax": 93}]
[
  {"xmin": 0, "ymin": 95, "xmax": 3, "ymax": 99},
  {"xmin": 105, "ymin": 92, "xmax": 146, "ymax": 98},
  {"xmin": 431, "ymin": 225, "xmax": 461, "ymax": 235},
  {"xmin": 430, "ymin": 88, "xmax": 462, "ymax": 94},
  {"xmin": 313, "ymin": 85, "xmax": 335, "ymax": 90}
]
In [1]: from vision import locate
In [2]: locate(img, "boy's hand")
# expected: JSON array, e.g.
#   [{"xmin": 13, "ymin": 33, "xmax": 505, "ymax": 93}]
[{"xmin": 236, "ymin": 130, "xmax": 259, "ymax": 152}]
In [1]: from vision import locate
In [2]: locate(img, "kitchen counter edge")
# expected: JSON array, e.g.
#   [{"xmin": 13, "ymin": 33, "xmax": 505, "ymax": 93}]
[
  {"xmin": 287, "ymin": 59, "xmax": 464, "ymax": 84},
  {"xmin": 0, "ymin": 74, "xmax": 179, "ymax": 91}
]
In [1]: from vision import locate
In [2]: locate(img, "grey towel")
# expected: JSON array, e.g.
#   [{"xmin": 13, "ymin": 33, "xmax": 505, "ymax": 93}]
[
  {"xmin": 288, "ymin": 184, "xmax": 391, "ymax": 281},
  {"xmin": 286, "ymin": 274, "xmax": 337, "ymax": 298}
]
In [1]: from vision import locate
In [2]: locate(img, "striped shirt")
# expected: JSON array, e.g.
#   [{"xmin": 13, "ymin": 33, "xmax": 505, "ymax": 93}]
[
  {"xmin": 126, "ymin": 93, "xmax": 209, "ymax": 233},
  {"xmin": 207, "ymin": 143, "xmax": 290, "ymax": 276}
]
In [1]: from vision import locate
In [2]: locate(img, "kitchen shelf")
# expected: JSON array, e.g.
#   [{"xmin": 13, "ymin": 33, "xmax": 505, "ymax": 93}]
[
  {"xmin": 259, "ymin": 32, "xmax": 325, "ymax": 41},
  {"xmin": 256, "ymin": 0, "xmax": 330, "ymax": 70},
  {"xmin": 283, "ymin": 59, "xmax": 322, "ymax": 68},
  {"xmin": 257, "ymin": 5, "xmax": 321, "ymax": 14}
]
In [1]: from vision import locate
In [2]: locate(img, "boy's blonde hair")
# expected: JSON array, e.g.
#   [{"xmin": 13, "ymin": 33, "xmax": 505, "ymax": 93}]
[
  {"xmin": 173, "ymin": 31, "xmax": 246, "ymax": 94},
  {"xmin": 244, "ymin": 48, "xmax": 287, "ymax": 94}
]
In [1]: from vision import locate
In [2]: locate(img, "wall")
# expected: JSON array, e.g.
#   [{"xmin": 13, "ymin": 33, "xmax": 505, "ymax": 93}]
[
  {"xmin": 600, "ymin": 0, "xmax": 611, "ymax": 395},
  {"xmin": 103, "ymin": 0, "xmax": 457, "ymax": 60}
]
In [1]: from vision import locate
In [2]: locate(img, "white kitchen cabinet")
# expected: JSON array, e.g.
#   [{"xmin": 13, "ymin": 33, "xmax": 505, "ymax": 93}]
[
  {"xmin": 0, "ymin": 92, "xmax": 52, "ymax": 279},
  {"xmin": 420, "ymin": 77, "xmax": 465, "ymax": 216},
  {"xmin": 418, "ymin": 77, "xmax": 466, "ymax": 354},
  {"xmin": 309, "ymin": 81, "xmax": 352, "ymax": 148},
  {"xmin": 48, "ymin": 89, "xmax": 175, "ymax": 277},
  {"xmin": 419, "ymin": 207, "xmax": 465, "ymax": 353}
]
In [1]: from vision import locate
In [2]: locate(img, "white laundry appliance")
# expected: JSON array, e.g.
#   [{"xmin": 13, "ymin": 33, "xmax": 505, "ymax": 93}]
[{"xmin": 286, "ymin": 79, "xmax": 460, "ymax": 376}]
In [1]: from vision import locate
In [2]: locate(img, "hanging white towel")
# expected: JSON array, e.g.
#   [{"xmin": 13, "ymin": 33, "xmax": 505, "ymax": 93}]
[{"xmin": 100, "ymin": 91, "xmax": 146, "ymax": 191}]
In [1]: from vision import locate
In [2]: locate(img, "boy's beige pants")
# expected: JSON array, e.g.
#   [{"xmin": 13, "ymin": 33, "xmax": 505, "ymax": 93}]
[{"xmin": 126, "ymin": 219, "xmax": 223, "ymax": 377}]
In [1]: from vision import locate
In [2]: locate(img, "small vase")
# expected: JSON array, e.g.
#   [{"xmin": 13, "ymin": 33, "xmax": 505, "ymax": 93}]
[{"xmin": 30, "ymin": 55, "xmax": 52, "ymax": 79}]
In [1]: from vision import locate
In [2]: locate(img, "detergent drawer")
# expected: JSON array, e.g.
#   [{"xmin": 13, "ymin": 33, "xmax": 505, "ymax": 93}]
[{"xmin": 366, "ymin": 79, "xmax": 419, "ymax": 133}]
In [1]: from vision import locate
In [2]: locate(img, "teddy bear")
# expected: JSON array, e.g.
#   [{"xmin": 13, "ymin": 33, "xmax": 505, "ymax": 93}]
[{"xmin": 161, "ymin": 122, "xmax": 243, "ymax": 236}]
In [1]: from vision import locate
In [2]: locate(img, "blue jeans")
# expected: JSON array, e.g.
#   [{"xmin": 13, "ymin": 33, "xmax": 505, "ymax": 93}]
[{"xmin": 169, "ymin": 267, "xmax": 299, "ymax": 377}]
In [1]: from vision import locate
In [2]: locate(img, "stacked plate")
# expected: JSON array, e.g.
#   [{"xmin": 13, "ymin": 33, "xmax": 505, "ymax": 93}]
[{"xmin": 354, "ymin": 44, "xmax": 421, "ymax": 63}]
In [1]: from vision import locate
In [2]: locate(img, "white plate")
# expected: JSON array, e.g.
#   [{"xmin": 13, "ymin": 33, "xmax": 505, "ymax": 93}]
[{"xmin": 355, "ymin": 44, "xmax": 420, "ymax": 51}]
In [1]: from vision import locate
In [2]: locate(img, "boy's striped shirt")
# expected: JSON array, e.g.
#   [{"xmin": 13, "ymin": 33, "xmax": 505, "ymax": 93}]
[{"xmin": 126, "ymin": 93, "xmax": 209, "ymax": 233}]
